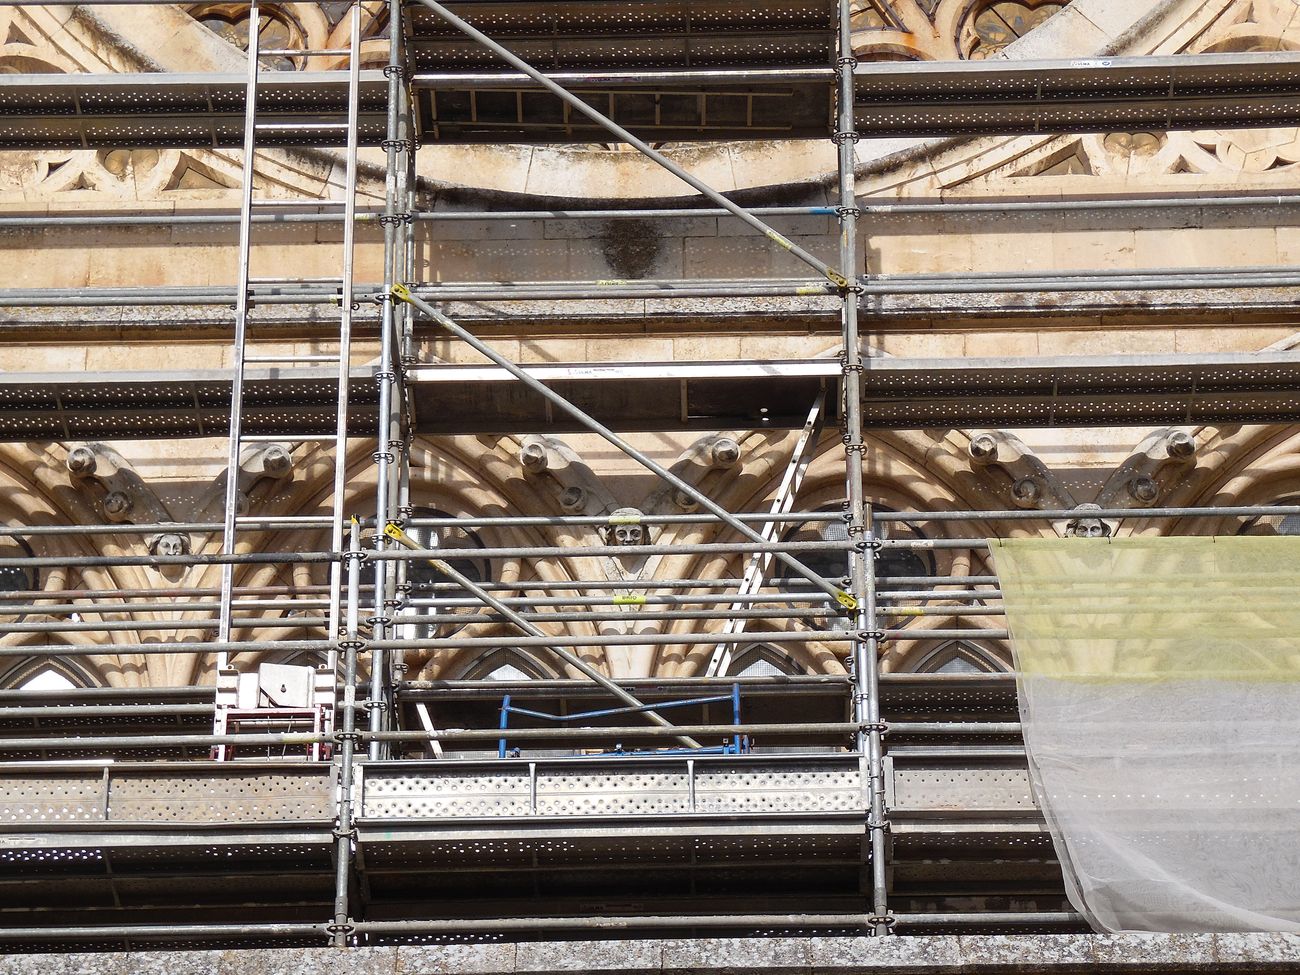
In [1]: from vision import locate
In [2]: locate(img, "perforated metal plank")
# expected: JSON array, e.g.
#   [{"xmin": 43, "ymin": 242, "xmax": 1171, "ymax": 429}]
[
  {"xmin": 360, "ymin": 755, "xmax": 864, "ymax": 821},
  {"xmin": 404, "ymin": 0, "xmax": 837, "ymax": 71},
  {"xmin": 0, "ymin": 368, "xmax": 379, "ymax": 440},
  {"xmin": 860, "ymin": 352, "xmax": 1300, "ymax": 428},
  {"xmin": 0, "ymin": 72, "xmax": 389, "ymax": 148},
  {"xmin": 355, "ymin": 819, "xmax": 866, "ymax": 870},
  {"xmin": 854, "ymin": 52, "xmax": 1300, "ymax": 136}
]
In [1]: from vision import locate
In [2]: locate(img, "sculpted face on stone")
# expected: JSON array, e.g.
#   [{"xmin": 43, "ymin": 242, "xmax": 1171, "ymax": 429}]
[
  {"xmin": 152, "ymin": 533, "xmax": 188, "ymax": 557},
  {"xmin": 1067, "ymin": 505, "xmax": 1111, "ymax": 538},
  {"xmin": 607, "ymin": 508, "xmax": 646, "ymax": 547}
]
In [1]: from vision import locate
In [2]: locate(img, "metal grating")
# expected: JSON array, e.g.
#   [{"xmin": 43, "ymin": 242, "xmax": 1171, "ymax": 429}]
[
  {"xmin": 107, "ymin": 768, "xmax": 335, "ymax": 823},
  {"xmin": 860, "ymin": 352, "xmax": 1300, "ymax": 428},
  {"xmin": 0, "ymin": 368, "xmax": 379, "ymax": 440},
  {"xmin": 0, "ymin": 770, "xmax": 106, "ymax": 823},
  {"xmin": 853, "ymin": 52, "xmax": 1300, "ymax": 137},
  {"xmin": 360, "ymin": 756, "xmax": 864, "ymax": 820},
  {"xmin": 0, "ymin": 72, "xmax": 389, "ymax": 149}
]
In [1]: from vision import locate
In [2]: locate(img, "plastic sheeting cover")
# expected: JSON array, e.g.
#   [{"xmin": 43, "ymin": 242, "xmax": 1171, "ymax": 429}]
[{"xmin": 992, "ymin": 537, "xmax": 1300, "ymax": 933}]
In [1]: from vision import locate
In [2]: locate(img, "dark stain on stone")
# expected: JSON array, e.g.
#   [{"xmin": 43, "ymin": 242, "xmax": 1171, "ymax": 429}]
[{"xmin": 599, "ymin": 218, "xmax": 662, "ymax": 279}]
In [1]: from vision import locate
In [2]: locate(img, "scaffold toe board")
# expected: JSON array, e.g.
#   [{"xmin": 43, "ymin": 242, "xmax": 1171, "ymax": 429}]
[
  {"xmin": 853, "ymin": 52, "xmax": 1300, "ymax": 137},
  {"xmin": 0, "ymin": 73, "xmax": 390, "ymax": 149}
]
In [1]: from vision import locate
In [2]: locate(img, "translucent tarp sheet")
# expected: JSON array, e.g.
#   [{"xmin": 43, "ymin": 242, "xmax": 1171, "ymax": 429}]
[{"xmin": 992, "ymin": 537, "xmax": 1300, "ymax": 933}]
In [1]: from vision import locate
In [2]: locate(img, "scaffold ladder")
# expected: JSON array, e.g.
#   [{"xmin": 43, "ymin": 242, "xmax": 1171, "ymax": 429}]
[{"xmin": 215, "ymin": 0, "xmax": 365, "ymax": 672}]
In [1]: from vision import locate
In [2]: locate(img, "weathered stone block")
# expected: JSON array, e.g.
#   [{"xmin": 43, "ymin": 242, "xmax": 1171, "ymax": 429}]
[
  {"xmin": 515, "ymin": 939, "xmax": 661, "ymax": 975},
  {"xmin": 396, "ymin": 943, "xmax": 517, "ymax": 975},
  {"xmin": 662, "ymin": 937, "xmax": 809, "ymax": 975},
  {"xmin": 1213, "ymin": 933, "xmax": 1300, "ymax": 970},
  {"xmin": 960, "ymin": 935, "xmax": 1095, "ymax": 973},
  {"xmin": 1091, "ymin": 933, "xmax": 1216, "ymax": 971},
  {"xmin": 809, "ymin": 935, "xmax": 963, "ymax": 973}
]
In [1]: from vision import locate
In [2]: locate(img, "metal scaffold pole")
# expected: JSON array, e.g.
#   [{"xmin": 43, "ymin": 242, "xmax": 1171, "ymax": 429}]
[
  {"xmin": 332, "ymin": 518, "xmax": 364, "ymax": 947},
  {"xmin": 834, "ymin": 0, "xmax": 891, "ymax": 936},
  {"xmin": 216, "ymin": 0, "xmax": 264, "ymax": 663},
  {"xmin": 368, "ymin": 0, "xmax": 409, "ymax": 761}
]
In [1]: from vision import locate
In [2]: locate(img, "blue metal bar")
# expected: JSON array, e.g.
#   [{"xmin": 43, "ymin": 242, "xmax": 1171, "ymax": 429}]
[
  {"xmin": 498, "ymin": 693, "xmax": 511, "ymax": 759},
  {"xmin": 502, "ymin": 694, "xmax": 734, "ymax": 724},
  {"xmin": 732, "ymin": 683, "xmax": 741, "ymax": 726}
]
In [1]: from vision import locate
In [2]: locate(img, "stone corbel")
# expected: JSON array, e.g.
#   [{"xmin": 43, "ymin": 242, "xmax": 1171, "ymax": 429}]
[
  {"xmin": 965, "ymin": 430, "xmax": 1076, "ymax": 512},
  {"xmin": 1093, "ymin": 428, "xmax": 1198, "ymax": 511},
  {"xmin": 193, "ymin": 443, "xmax": 297, "ymax": 531},
  {"xmin": 65, "ymin": 442, "xmax": 185, "ymax": 554}
]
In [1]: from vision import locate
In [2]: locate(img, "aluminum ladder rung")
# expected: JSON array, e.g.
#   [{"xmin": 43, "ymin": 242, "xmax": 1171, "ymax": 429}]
[
  {"xmin": 243, "ymin": 354, "xmax": 342, "ymax": 363},
  {"xmin": 254, "ymin": 122, "xmax": 350, "ymax": 132},
  {"xmin": 261, "ymin": 47, "xmax": 353, "ymax": 56},
  {"xmin": 250, "ymin": 200, "xmax": 348, "ymax": 208},
  {"xmin": 241, "ymin": 432, "xmax": 343, "ymax": 444}
]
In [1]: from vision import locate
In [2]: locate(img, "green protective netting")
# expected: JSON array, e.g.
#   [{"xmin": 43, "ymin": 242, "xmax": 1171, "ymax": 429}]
[{"xmin": 991, "ymin": 536, "xmax": 1300, "ymax": 933}]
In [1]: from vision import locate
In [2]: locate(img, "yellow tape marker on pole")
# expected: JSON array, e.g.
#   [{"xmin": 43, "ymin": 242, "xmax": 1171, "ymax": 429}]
[{"xmin": 613, "ymin": 595, "xmax": 647, "ymax": 606}]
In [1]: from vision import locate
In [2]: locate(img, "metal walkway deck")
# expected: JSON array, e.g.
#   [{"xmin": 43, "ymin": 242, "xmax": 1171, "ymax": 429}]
[
  {"xmin": 4, "ymin": 50, "xmax": 1299, "ymax": 148},
  {"xmin": 5, "ymin": 352, "xmax": 1300, "ymax": 439}
]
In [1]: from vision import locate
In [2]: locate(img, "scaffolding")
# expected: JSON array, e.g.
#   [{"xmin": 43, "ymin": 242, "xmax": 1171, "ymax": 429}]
[{"xmin": 1, "ymin": 0, "xmax": 1299, "ymax": 951}]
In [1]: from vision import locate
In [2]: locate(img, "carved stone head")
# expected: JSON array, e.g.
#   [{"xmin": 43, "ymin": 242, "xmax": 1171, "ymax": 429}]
[
  {"xmin": 605, "ymin": 507, "xmax": 646, "ymax": 547},
  {"xmin": 1066, "ymin": 504, "xmax": 1111, "ymax": 538}
]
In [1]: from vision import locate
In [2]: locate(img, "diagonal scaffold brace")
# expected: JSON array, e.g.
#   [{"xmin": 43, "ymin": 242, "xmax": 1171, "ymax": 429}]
[
  {"xmin": 405, "ymin": 0, "xmax": 851, "ymax": 291},
  {"xmin": 391, "ymin": 285, "xmax": 859, "ymax": 613},
  {"xmin": 383, "ymin": 521, "xmax": 702, "ymax": 749}
]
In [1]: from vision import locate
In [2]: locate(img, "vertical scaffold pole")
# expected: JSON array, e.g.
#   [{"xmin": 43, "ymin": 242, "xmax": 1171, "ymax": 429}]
[
  {"xmin": 368, "ymin": 0, "xmax": 407, "ymax": 760},
  {"xmin": 835, "ymin": 0, "xmax": 891, "ymax": 936},
  {"xmin": 332, "ymin": 517, "xmax": 363, "ymax": 946},
  {"xmin": 217, "ymin": 0, "xmax": 263, "ymax": 663},
  {"xmin": 327, "ymin": 0, "xmax": 364, "ymax": 642}
]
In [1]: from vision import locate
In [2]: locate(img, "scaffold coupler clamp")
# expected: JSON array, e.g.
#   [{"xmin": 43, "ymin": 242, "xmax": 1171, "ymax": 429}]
[
  {"xmin": 858, "ymin": 629, "xmax": 886, "ymax": 644},
  {"xmin": 391, "ymin": 283, "xmax": 413, "ymax": 304}
]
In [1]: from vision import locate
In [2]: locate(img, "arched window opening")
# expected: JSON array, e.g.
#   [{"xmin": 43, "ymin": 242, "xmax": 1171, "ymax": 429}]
[
  {"xmin": 908, "ymin": 640, "xmax": 1009, "ymax": 675},
  {"xmin": 1237, "ymin": 497, "xmax": 1300, "ymax": 537},
  {"xmin": 775, "ymin": 503, "xmax": 935, "ymax": 593},
  {"xmin": 964, "ymin": 1, "xmax": 1070, "ymax": 60},
  {"xmin": 404, "ymin": 508, "xmax": 491, "ymax": 640},
  {"xmin": 460, "ymin": 649, "xmax": 552, "ymax": 682},
  {"xmin": 726, "ymin": 645, "xmax": 805, "ymax": 678},
  {"xmin": 0, "ymin": 535, "xmax": 37, "ymax": 622},
  {"xmin": 189, "ymin": 4, "xmax": 303, "ymax": 71},
  {"xmin": 1, "ymin": 658, "xmax": 93, "ymax": 692}
]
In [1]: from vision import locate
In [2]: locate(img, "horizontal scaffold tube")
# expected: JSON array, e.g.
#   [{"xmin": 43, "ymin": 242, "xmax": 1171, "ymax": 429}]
[
  {"xmin": 2, "ymin": 193, "xmax": 1294, "ymax": 227},
  {"xmin": 0, "ymin": 924, "xmax": 327, "ymax": 941},
  {"xmin": 0, "ymin": 722, "xmax": 864, "ymax": 751},
  {"xmin": 368, "ymin": 631, "xmax": 857, "ymax": 649},
  {"xmin": 351, "ymin": 914, "xmax": 869, "ymax": 934},
  {"xmin": 0, "ymin": 639, "xmax": 333, "ymax": 657},
  {"xmin": 875, "ymin": 504, "xmax": 1300, "ymax": 521}
]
